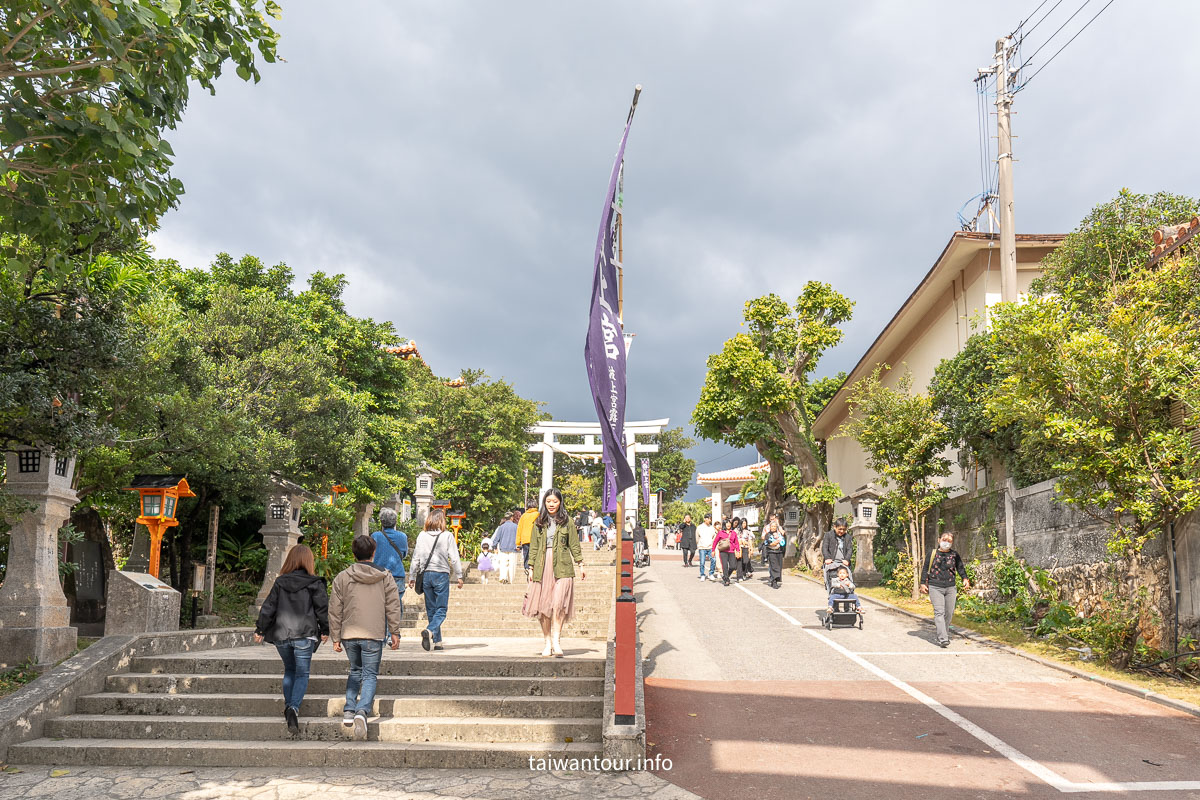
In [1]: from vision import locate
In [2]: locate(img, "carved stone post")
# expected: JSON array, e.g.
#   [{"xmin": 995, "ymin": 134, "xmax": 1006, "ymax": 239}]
[
  {"xmin": 845, "ymin": 483, "xmax": 883, "ymax": 586},
  {"xmin": 414, "ymin": 462, "xmax": 441, "ymax": 527},
  {"xmin": 0, "ymin": 448, "xmax": 78, "ymax": 667},
  {"xmin": 253, "ymin": 477, "xmax": 313, "ymax": 612}
]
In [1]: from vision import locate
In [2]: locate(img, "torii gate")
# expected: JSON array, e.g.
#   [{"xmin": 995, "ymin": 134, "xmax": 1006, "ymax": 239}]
[{"xmin": 528, "ymin": 418, "xmax": 668, "ymax": 522}]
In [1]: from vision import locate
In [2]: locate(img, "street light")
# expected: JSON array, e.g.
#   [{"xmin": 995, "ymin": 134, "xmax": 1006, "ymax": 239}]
[{"xmin": 123, "ymin": 475, "xmax": 196, "ymax": 579}]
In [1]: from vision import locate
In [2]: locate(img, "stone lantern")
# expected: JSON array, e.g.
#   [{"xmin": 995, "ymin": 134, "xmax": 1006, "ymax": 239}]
[
  {"xmin": 413, "ymin": 462, "xmax": 442, "ymax": 526},
  {"xmin": 253, "ymin": 476, "xmax": 315, "ymax": 612},
  {"xmin": 0, "ymin": 448, "xmax": 78, "ymax": 668},
  {"xmin": 780, "ymin": 500, "xmax": 802, "ymax": 563},
  {"xmin": 843, "ymin": 483, "xmax": 883, "ymax": 585}
]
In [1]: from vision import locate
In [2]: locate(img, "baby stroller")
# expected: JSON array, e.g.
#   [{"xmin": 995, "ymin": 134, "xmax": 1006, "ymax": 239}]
[
  {"xmin": 633, "ymin": 540, "xmax": 649, "ymax": 568},
  {"xmin": 824, "ymin": 563, "xmax": 864, "ymax": 630}
]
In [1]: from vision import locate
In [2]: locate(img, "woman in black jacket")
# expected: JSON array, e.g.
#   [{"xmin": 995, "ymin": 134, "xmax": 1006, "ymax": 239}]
[
  {"xmin": 254, "ymin": 544, "xmax": 330, "ymax": 735},
  {"xmin": 919, "ymin": 531, "xmax": 971, "ymax": 648}
]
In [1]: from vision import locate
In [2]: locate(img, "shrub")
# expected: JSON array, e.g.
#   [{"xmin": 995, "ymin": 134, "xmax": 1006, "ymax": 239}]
[{"xmin": 885, "ymin": 550, "xmax": 915, "ymax": 596}]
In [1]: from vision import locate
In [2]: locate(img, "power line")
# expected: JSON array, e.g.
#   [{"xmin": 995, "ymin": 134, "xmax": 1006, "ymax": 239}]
[
  {"xmin": 1017, "ymin": 0, "xmax": 1117, "ymax": 90},
  {"xmin": 1016, "ymin": 0, "xmax": 1097, "ymax": 74},
  {"xmin": 1015, "ymin": 0, "xmax": 1066, "ymax": 42}
]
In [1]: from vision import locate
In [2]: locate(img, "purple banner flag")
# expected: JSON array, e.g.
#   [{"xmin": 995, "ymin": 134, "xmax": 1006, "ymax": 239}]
[
  {"xmin": 640, "ymin": 457, "xmax": 650, "ymax": 506},
  {"xmin": 584, "ymin": 102, "xmax": 638, "ymax": 502},
  {"xmin": 602, "ymin": 458, "xmax": 619, "ymax": 514}
]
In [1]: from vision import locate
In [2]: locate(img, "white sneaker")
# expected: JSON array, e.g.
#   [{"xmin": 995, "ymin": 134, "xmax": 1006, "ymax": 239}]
[
  {"xmin": 352, "ymin": 713, "xmax": 367, "ymax": 741},
  {"xmin": 541, "ymin": 639, "xmax": 552, "ymax": 657},
  {"xmin": 698, "ymin": 575, "xmax": 706, "ymax": 581}
]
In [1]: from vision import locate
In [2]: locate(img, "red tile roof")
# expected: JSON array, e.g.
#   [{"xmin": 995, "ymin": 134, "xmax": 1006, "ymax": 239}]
[{"xmin": 697, "ymin": 461, "xmax": 769, "ymax": 484}]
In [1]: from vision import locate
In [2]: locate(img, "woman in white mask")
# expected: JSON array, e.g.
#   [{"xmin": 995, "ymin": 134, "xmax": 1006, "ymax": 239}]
[{"xmin": 919, "ymin": 531, "xmax": 970, "ymax": 648}]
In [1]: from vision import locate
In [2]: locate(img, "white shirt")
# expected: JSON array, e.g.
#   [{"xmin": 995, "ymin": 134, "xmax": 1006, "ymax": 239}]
[{"xmin": 695, "ymin": 523, "xmax": 717, "ymax": 549}]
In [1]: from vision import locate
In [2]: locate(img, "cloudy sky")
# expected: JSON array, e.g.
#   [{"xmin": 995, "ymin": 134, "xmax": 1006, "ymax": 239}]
[{"xmin": 150, "ymin": 1, "xmax": 1200, "ymax": 499}]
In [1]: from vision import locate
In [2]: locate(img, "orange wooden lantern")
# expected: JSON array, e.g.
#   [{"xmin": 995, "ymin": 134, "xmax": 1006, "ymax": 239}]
[
  {"xmin": 124, "ymin": 475, "xmax": 196, "ymax": 579},
  {"xmin": 448, "ymin": 512, "xmax": 466, "ymax": 545}
]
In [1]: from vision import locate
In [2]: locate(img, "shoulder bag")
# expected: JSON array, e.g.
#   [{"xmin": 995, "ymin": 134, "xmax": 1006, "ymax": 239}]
[{"xmin": 411, "ymin": 532, "xmax": 443, "ymax": 597}]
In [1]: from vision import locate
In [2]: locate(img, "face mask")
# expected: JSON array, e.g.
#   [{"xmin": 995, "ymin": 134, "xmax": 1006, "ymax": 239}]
[{"xmin": 938, "ymin": 540, "xmax": 952, "ymax": 551}]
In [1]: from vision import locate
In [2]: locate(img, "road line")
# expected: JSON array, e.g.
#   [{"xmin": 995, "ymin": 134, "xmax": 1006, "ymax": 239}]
[
  {"xmin": 735, "ymin": 583, "xmax": 1200, "ymax": 794},
  {"xmin": 852, "ymin": 651, "xmax": 997, "ymax": 656}
]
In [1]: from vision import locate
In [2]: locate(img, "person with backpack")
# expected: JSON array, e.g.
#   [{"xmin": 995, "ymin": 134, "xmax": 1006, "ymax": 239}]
[
  {"xmin": 407, "ymin": 509, "xmax": 464, "ymax": 652},
  {"xmin": 254, "ymin": 544, "xmax": 329, "ymax": 737},
  {"xmin": 370, "ymin": 508, "xmax": 408, "ymax": 614},
  {"xmin": 919, "ymin": 531, "xmax": 971, "ymax": 648},
  {"xmin": 328, "ymin": 534, "xmax": 402, "ymax": 741}
]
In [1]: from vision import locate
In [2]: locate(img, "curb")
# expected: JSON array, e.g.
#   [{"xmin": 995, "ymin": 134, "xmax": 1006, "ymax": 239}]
[{"xmin": 794, "ymin": 571, "xmax": 1200, "ymax": 720}]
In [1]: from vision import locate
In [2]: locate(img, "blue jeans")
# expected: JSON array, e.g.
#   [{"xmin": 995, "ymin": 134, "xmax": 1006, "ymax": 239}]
[
  {"xmin": 274, "ymin": 638, "xmax": 315, "ymax": 710},
  {"xmin": 698, "ymin": 548, "xmax": 715, "ymax": 578},
  {"xmin": 384, "ymin": 581, "xmax": 405, "ymax": 640},
  {"xmin": 342, "ymin": 639, "xmax": 384, "ymax": 715},
  {"xmin": 829, "ymin": 592, "xmax": 861, "ymax": 608},
  {"xmin": 422, "ymin": 571, "xmax": 451, "ymax": 643}
]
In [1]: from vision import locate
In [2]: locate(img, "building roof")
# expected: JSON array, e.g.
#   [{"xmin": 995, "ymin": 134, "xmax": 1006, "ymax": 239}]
[
  {"xmin": 125, "ymin": 474, "xmax": 188, "ymax": 489},
  {"xmin": 697, "ymin": 461, "xmax": 769, "ymax": 485},
  {"xmin": 812, "ymin": 230, "xmax": 1064, "ymax": 439}
]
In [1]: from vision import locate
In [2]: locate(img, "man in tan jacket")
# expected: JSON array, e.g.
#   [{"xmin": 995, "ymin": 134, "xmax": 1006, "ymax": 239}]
[{"xmin": 329, "ymin": 534, "xmax": 403, "ymax": 741}]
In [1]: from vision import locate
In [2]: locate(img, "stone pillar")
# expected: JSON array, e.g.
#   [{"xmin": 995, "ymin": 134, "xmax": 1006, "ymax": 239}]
[
  {"xmin": 710, "ymin": 487, "xmax": 724, "ymax": 522},
  {"xmin": 623, "ymin": 431, "xmax": 638, "ymax": 525},
  {"xmin": 844, "ymin": 483, "xmax": 882, "ymax": 586},
  {"xmin": 0, "ymin": 448, "xmax": 78, "ymax": 668},
  {"xmin": 352, "ymin": 502, "xmax": 375, "ymax": 538},
  {"xmin": 383, "ymin": 492, "xmax": 412, "ymax": 524},
  {"xmin": 541, "ymin": 432, "xmax": 554, "ymax": 501},
  {"xmin": 253, "ymin": 487, "xmax": 306, "ymax": 612}
]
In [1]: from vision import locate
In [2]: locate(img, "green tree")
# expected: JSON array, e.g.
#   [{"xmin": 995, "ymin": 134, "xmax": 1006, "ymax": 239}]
[
  {"xmin": 0, "ymin": 1, "xmax": 280, "ymax": 273},
  {"xmin": 559, "ymin": 473, "xmax": 599, "ymax": 514},
  {"xmin": 929, "ymin": 331, "xmax": 1051, "ymax": 488},
  {"xmin": 693, "ymin": 283, "xmax": 852, "ymax": 562},
  {"xmin": 988, "ymin": 256, "xmax": 1200, "ymax": 554},
  {"xmin": 645, "ymin": 427, "xmax": 696, "ymax": 503},
  {"xmin": 838, "ymin": 367, "xmax": 953, "ymax": 598}
]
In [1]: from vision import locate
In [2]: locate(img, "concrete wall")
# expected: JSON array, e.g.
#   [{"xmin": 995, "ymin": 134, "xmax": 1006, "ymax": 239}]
[{"xmin": 1176, "ymin": 510, "xmax": 1200, "ymax": 634}]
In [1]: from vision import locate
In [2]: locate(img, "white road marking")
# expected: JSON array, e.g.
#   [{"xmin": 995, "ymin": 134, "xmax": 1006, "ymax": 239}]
[
  {"xmin": 853, "ymin": 651, "xmax": 997, "ymax": 656},
  {"xmin": 735, "ymin": 583, "xmax": 1200, "ymax": 794}
]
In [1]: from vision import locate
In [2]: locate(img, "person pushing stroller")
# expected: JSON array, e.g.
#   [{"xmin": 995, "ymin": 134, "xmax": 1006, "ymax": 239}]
[{"xmin": 821, "ymin": 517, "xmax": 853, "ymax": 592}]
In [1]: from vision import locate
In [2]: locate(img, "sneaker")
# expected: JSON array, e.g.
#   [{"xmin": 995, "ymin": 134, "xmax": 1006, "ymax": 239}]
[
  {"xmin": 352, "ymin": 712, "xmax": 367, "ymax": 741},
  {"xmin": 342, "ymin": 710, "xmax": 355, "ymax": 728},
  {"xmin": 421, "ymin": 629, "xmax": 432, "ymax": 651},
  {"xmin": 433, "ymin": 643, "xmax": 444, "ymax": 651},
  {"xmin": 698, "ymin": 575, "xmax": 706, "ymax": 581},
  {"xmin": 285, "ymin": 706, "xmax": 299, "ymax": 736},
  {"xmin": 937, "ymin": 639, "xmax": 950, "ymax": 648}
]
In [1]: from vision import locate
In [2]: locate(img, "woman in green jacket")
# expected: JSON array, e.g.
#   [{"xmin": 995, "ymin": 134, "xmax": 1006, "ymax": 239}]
[{"xmin": 522, "ymin": 487, "xmax": 585, "ymax": 657}]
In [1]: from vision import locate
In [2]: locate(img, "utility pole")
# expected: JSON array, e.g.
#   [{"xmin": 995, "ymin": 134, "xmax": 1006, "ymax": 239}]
[{"xmin": 986, "ymin": 36, "xmax": 1019, "ymax": 303}]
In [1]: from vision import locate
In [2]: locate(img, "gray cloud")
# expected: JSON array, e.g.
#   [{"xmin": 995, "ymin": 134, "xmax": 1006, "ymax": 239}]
[{"xmin": 149, "ymin": 1, "xmax": 1200, "ymax": 497}]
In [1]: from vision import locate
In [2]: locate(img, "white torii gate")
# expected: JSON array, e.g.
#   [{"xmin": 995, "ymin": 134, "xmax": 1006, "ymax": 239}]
[{"xmin": 528, "ymin": 418, "xmax": 668, "ymax": 522}]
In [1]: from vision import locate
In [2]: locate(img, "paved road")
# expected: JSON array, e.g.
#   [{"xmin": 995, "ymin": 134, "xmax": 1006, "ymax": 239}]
[{"xmin": 638, "ymin": 547, "xmax": 1200, "ymax": 799}]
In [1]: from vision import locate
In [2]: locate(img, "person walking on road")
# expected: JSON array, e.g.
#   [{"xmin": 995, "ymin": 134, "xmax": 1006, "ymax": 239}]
[
  {"xmin": 738, "ymin": 518, "xmax": 754, "ymax": 579},
  {"xmin": 254, "ymin": 544, "xmax": 329, "ymax": 737},
  {"xmin": 679, "ymin": 514, "xmax": 697, "ymax": 566},
  {"xmin": 408, "ymin": 509, "xmax": 464, "ymax": 652},
  {"xmin": 517, "ymin": 502, "xmax": 538, "ymax": 572},
  {"xmin": 329, "ymin": 534, "xmax": 402, "ymax": 742},
  {"xmin": 695, "ymin": 514, "xmax": 717, "ymax": 581},
  {"xmin": 488, "ymin": 509, "xmax": 520, "ymax": 584},
  {"xmin": 920, "ymin": 531, "xmax": 971, "ymax": 648},
  {"xmin": 821, "ymin": 517, "xmax": 853, "ymax": 591},
  {"xmin": 714, "ymin": 519, "xmax": 740, "ymax": 586},
  {"xmin": 522, "ymin": 487, "xmax": 585, "ymax": 657},
  {"xmin": 632, "ymin": 519, "xmax": 647, "ymax": 564},
  {"xmin": 763, "ymin": 514, "xmax": 785, "ymax": 588},
  {"xmin": 370, "ymin": 508, "xmax": 408, "ymax": 616}
]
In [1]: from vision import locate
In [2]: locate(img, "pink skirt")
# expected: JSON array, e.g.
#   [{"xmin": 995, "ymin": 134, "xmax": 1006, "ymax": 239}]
[{"xmin": 522, "ymin": 550, "xmax": 575, "ymax": 622}]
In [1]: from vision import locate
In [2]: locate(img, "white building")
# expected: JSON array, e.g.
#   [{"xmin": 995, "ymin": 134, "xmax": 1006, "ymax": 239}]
[{"xmin": 813, "ymin": 231, "xmax": 1063, "ymax": 516}]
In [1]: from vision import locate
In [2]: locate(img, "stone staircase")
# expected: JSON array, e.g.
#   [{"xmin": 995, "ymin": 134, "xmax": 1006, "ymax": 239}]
[{"xmin": 7, "ymin": 548, "xmax": 618, "ymax": 768}]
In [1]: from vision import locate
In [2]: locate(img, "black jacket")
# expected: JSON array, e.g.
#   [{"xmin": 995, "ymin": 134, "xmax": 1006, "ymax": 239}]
[
  {"xmin": 821, "ymin": 529, "xmax": 853, "ymax": 564},
  {"xmin": 256, "ymin": 570, "xmax": 330, "ymax": 643},
  {"xmin": 632, "ymin": 525, "xmax": 647, "ymax": 545},
  {"xmin": 679, "ymin": 523, "xmax": 696, "ymax": 549},
  {"xmin": 920, "ymin": 547, "xmax": 968, "ymax": 588}
]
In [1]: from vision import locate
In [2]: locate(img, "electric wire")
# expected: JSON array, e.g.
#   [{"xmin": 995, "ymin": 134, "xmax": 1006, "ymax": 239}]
[
  {"xmin": 1015, "ymin": 0, "xmax": 1066, "ymax": 43},
  {"xmin": 1016, "ymin": 0, "xmax": 1117, "ymax": 90},
  {"xmin": 1016, "ymin": 0, "xmax": 1098, "ymax": 75}
]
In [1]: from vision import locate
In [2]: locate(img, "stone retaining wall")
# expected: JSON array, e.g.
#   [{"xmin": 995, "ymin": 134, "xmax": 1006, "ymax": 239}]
[{"xmin": 928, "ymin": 479, "xmax": 1192, "ymax": 648}]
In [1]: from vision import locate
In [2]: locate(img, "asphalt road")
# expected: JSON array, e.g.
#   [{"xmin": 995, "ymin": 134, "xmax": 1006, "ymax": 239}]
[{"xmin": 637, "ymin": 547, "xmax": 1200, "ymax": 799}]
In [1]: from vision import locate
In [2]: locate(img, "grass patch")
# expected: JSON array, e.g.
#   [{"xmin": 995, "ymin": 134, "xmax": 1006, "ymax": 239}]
[
  {"xmin": 854, "ymin": 583, "xmax": 1200, "ymax": 708},
  {"xmin": 0, "ymin": 662, "xmax": 40, "ymax": 699}
]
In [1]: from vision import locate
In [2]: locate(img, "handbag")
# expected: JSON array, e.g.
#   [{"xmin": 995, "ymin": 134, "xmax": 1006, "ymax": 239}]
[
  {"xmin": 411, "ymin": 531, "xmax": 443, "ymax": 597},
  {"xmin": 716, "ymin": 537, "xmax": 731, "ymax": 553}
]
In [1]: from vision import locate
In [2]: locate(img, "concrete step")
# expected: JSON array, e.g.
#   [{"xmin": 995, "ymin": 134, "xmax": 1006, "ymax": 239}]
[
  {"xmin": 43, "ymin": 714, "xmax": 602, "ymax": 744},
  {"xmin": 129, "ymin": 655, "xmax": 606, "ymax": 678},
  {"xmin": 106, "ymin": 673, "xmax": 603, "ymax": 697},
  {"xmin": 394, "ymin": 628, "xmax": 608, "ymax": 640},
  {"xmin": 8, "ymin": 738, "xmax": 603, "ymax": 768},
  {"xmin": 75, "ymin": 693, "xmax": 603, "ymax": 719}
]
